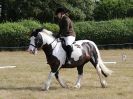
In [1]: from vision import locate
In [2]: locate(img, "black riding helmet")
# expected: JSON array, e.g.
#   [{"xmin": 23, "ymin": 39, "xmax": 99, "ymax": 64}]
[{"xmin": 55, "ymin": 7, "xmax": 70, "ymax": 15}]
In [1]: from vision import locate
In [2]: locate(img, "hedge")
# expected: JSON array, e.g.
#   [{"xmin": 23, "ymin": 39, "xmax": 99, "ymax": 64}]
[
  {"xmin": 42, "ymin": 23, "xmax": 59, "ymax": 33},
  {"xmin": 0, "ymin": 18, "xmax": 133, "ymax": 50},
  {"xmin": 75, "ymin": 18, "xmax": 133, "ymax": 45},
  {"xmin": 0, "ymin": 22, "xmax": 29, "ymax": 47},
  {"xmin": 0, "ymin": 20, "xmax": 41, "ymax": 48}
]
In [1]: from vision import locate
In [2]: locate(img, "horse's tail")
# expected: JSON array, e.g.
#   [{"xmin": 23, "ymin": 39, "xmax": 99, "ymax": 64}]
[{"xmin": 89, "ymin": 41, "xmax": 113, "ymax": 77}]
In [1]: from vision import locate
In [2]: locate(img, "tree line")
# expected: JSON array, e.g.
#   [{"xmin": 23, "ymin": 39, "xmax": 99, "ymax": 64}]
[{"xmin": 0, "ymin": 0, "xmax": 133, "ymax": 22}]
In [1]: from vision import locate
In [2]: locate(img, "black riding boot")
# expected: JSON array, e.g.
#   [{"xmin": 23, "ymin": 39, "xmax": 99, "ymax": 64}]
[{"xmin": 65, "ymin": 45, "xmax": 72, "ymax": 64}]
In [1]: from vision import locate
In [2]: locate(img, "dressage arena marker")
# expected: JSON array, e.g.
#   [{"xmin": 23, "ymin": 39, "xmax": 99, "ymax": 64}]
[
  {"xmin": 103, "ymin": 61, "xmax": 117, "ymax": 64},
  {"xmin": 0, "ymin": 65, "xmax": 16, "ymax": 69}
]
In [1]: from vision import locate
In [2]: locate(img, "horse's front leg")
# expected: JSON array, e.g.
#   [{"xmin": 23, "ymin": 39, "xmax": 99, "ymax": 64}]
[
  {"xmin": 55, "ymin": 71, "xmax": 68, "ymax": 88},
  {"xmin": 75, "ymin": 65, "xmax": 83, "ymax": 88},
  {"xmin": 42, "ymin": 72, "xmax": 55, "ymax": 91},
  {"xmin": 75, "ymin": 74, "xmax": 83, "ymax": 88}
]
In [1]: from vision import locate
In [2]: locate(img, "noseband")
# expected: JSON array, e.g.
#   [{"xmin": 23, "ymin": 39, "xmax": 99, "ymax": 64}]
[{"xmin": 30, "ymin": 44, "xmax": 36, "ymax": 48}]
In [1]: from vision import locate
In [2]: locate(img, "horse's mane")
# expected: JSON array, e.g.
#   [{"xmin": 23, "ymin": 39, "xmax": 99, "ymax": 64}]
[
  {"xmin": 42, "ymin": 29, "xmax": 53, "ymax": 35},
  {"xmin": 31, "ymin": 28, "xmax": 56, "ymax": 38},
  {"xmin": 41, "ymin": 28, "xmax": 57, "ymax": 38}
]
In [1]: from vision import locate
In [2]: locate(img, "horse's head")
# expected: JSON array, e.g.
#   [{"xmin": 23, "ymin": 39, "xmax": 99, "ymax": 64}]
[
  {"xmin": 28, "ymin": 28, "xmax": 55, "ymax": 54},
  {"xmin": 27, "ymin": 28, "xmax": 43, "ymax": 54}
]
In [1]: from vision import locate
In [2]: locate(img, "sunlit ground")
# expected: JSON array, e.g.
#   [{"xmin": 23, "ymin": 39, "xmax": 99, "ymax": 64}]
[{"xmin": 0, "ymin": 49, "xmax": 132, "ymax": 99}]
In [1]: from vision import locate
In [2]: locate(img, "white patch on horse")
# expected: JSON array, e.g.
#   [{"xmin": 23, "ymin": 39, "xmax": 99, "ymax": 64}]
[
  {"xmin": 52, "ymin": 42, "xmax": 66, "ymax": 65},
  {"xmin": 71, "ymin": 42, "xmax": 83, "ymax": 61}
]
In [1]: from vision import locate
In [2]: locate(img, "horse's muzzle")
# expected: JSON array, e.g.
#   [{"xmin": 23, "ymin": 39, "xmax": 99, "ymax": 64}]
[{"xmin": 27, "ymin": 48, "xmax": 38, "ymax": 55}]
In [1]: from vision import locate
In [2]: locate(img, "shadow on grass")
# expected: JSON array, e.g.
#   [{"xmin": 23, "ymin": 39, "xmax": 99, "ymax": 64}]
[
  {"xmin": 0, "ymin": 86, "xmax": 59, "ymax": 91},
  {"xmin": 0, "ymin": 86, "xmax": 42, "ymax": 91},
  {"xmin": 0, "ymin": 85, "xmax": 106, "ymax": 91}
]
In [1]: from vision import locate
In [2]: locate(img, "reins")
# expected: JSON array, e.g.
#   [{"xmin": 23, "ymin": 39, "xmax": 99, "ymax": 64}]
[
  {"xmin": 48, "ymin": 38, "xmax": 59, "ymax": 51},
  {"xmin": 45, "ymin": 37, "xmax": 62, "ymax": 55}
]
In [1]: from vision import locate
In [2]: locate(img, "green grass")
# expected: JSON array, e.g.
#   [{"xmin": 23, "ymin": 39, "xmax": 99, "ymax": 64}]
[{"xmin": 0, "ymin": 50, "xmax": 132, "ymax": 99}]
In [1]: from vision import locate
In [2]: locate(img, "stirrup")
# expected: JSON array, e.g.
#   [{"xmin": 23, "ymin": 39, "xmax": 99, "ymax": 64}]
[
  {"xmin": 66, "ymin": 58, "xmax": 71, "ymax": 64},
  {"xmin": 67, "ymin": 60, "xmax": 71, "ymax": 64}
]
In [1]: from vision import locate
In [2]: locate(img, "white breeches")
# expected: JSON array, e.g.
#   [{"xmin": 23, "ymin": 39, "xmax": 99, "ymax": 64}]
[{"xmin": 61, "ymin": 36, "xmax": 75, "ymax": 46}]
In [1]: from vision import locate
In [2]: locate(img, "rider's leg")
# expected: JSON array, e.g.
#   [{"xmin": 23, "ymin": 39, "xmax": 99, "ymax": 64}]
[
  {"xmin": 64, "ymin": 36, "xmax": 75, "ymax": 64},
  {"xmin": 66, "ymin": 45, "xmax": 72, "ymax": 59}
]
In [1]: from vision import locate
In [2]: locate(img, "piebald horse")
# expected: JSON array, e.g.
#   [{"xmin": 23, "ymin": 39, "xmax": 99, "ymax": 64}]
[{"xmin": 28, "ymin": 28, "xmax": 112, "ymax": 91}]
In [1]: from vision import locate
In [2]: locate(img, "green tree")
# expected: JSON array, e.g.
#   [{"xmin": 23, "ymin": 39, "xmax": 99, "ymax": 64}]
[
  {"xmin": 1, "ymin": 0, "xmax": 96, "ymax": 22},
  {"xmin": 67, "ymin": 0, "xmax": 95, "ymax": 20},
  {"xmin": 94, "ymin": 0, "xmax": 132, "ymax": 21}
]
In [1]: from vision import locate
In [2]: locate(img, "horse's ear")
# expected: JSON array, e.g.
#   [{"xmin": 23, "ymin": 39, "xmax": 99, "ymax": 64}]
[
  {"xmin": 34, "ymin": 28, "xmax": 43, "ymax": 32},
  {"xmin": 30, "ymin": 29, "xmax": 36, "ymax": 36},
  {"xmin": 31, "ymin": 28, "xmax": 44, "ymax": 37},
  {"xmin": 40, "ymin": 28, "xmax": 44, "ymax": 31}
]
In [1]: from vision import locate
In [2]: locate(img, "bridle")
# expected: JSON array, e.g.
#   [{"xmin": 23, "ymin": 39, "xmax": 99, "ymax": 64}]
[
  {"xmin": 29, "ymin": 37, "xmax": 60, "ymax": 51},
  {"xmin": 29, "ymin": 43, "xmax": 36, "ymax": 48}
]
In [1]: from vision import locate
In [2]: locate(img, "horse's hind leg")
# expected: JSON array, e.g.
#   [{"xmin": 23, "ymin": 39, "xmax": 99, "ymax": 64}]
[
  {"xmin": 90, "ymin": 58, "xmax": 107, "ymax": 88},
  {"xmin": 96, "ymin": 63, "xmax": 107, "ymax": 88},
  {"xmin": 74, "ymin": 65, "xmax": 83, "ymax": 88},
  {"xmin": 55, "ymin": 71, "xmax": 68, "ymax": 88}
]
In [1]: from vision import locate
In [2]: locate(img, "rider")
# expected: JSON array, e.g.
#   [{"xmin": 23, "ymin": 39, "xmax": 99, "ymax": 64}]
[{"xmin": 55, "ymin": 7, "xmax": 76, "ymax": 64}]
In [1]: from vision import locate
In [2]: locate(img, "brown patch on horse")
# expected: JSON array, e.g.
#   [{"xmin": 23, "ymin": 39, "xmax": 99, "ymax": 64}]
[
  {"xmin": 74, "ymin": 44, "xmax": 81, "ymax": 48},
  {"xmin": 42, "ymin": 44, "xmax": 60, "ymax": 69}
]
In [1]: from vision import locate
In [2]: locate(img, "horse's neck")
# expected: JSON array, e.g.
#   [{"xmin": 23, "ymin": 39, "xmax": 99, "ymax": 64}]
[
  {"xmin": 41, "ymin": 33, "xmax": 58, "ymax": 56},
  {"xmin": 39, "ymin": 32, "xmax": 57, "ymax": 47}
]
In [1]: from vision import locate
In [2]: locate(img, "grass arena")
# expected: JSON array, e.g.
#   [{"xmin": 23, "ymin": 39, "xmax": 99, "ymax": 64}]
[{"xmin": 0, "ymin": 49, "xmax": 132, "ymax": 99}]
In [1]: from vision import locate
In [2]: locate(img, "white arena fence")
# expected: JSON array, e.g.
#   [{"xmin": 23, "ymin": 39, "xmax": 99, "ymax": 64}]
[{"xmin": 0, "ymin": 43, "xmax": 133, "ymax": 50}]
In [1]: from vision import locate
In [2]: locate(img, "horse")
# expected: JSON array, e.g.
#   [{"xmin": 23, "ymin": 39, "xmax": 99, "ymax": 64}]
[{"xmin": 28, "ymin": 28, "xmax": 112, "ymax": 91}]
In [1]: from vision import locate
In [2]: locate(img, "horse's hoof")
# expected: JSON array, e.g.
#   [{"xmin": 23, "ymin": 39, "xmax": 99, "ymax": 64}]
[
  {"xmin": 62, "ymin": 85, "xmax": 68, "ymax": 88},
  {"xmin": 101, "ymin": 80, "xmax": 107, "ymax": 88},
  {"xmin": 41, "ymin": 88, "xmax": 49, "ymax": 91},
  {"xmin": 41, "ymin": 86, "xmax": 49, "ymax": 91},
  {"xmin": 74, "ymin": 84, "xmax": 81, "ymax": 89}
]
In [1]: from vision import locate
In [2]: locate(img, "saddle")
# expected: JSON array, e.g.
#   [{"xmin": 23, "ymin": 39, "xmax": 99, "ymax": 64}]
[
  {"xmin": 59, "ymin": 38, "xmax": 81, "ymax": 50},
  {"xmin": 59, "ymin": 38, "xmax": 81, "ymax": 64}
]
